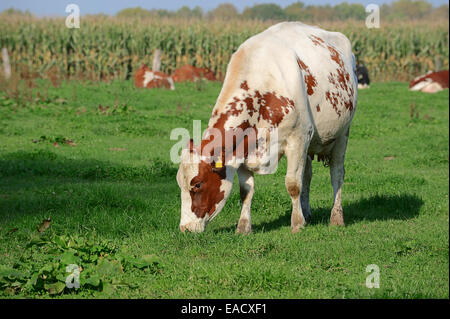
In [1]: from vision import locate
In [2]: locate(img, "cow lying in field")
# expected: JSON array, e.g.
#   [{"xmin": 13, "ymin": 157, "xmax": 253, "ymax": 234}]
[
  {"xmin": 409, "ymin": 70, "xmax": 449, "ymax": 93},
  {"xmin": 176, "ymin": 22, "xmax": 357, "ymax": 233},
  {"xmin": 356, "ymin": 64, "xmax": 370, "ymax": 89},
  {"xmin": 134, "ymin": 64, "xmax": 175, "ymax": 90},
  {"xmin": 172, "ymin": 65, "xmax": 216, "ymax": 82}
]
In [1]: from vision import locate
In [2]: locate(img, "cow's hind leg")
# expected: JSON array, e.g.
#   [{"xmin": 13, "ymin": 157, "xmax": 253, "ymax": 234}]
[
  {"xmin": 236, "ymin": 166, "xmax": 254, "ymax": 234},
  {"xmin": 285, "ymin": 132, "xmax": 312, "ymax": 234},
  {"xmin": 300, "ymin": 155, "xmax": 313, "ymax": 223},
  {"xmin": 329, "ymin": 134, "xmax": 349, "ymax": 226}
]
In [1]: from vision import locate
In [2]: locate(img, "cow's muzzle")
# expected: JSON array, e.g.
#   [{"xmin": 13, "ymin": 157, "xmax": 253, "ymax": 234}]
[{"xmin": 179, "ymin": 221, "xmax": 206, "ymax": 233}]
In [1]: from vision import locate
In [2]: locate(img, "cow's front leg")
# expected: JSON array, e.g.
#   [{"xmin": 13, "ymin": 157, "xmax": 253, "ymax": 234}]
[
  {"xmin": 329, "ymin": 134, "xmax": 349, "ymax": 226},
  {"xmin": 285, "ymin": 134, "xmax": 311, "ymax": 234},
  {"xmin": 236, "ymin": 166, "xmax": 254, "ymax": 234}
]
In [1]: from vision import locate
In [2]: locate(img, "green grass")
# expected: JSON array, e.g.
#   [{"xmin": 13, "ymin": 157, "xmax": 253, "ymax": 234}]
[{"xmin": 0, "ymin": 80, "xmax": 448, "ymax": 298}]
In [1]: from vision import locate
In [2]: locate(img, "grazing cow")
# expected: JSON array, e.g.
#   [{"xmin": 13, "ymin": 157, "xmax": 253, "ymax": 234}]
[
  {"xmin": 134, "ymin": 64, "xmax": 175, "ymax": 90},
  {"xmin": 177, "ymin": 22, "xmax": 357, "ymax": 233},
  {"xmin": 172, "ymin": 65, "xmax": 216, "ymax": 82},
  {"xmin": 356, "ymin": 64, "xmax": 370, "ymax": 89},
  {"xmin": 409, "ymin": 70, "xmax": 449, "ymax": 93}
]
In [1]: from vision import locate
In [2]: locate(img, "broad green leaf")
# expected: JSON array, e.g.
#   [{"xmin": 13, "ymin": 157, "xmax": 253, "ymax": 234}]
[
  {"xmin": 59, "ymin": 251, "xmax": 80, "ymax": 265},
  {"xmin": 0, "ymin": 268, "xmax": 27, "ymax": 281},
  {"xmin": 125, "ymin": 254, "xmax": 160, "ymax": 269},
  {"xmin": 96, "ymin": 259, "xmax": 122, "ymax": 276},
  {"xmin": 84, "ymin": 276, "xmax": 101, "ymax": 287},
  {"xmin": 44, "ymin": 281, "xmax": 66, "ymax": 295},
  {"xmin": 53, "ymin": 235, "xmax": 68, "ymax": 249},
  {"xmin": 26, "ymin": 272, "xmax": 40, "ymax": 288}
]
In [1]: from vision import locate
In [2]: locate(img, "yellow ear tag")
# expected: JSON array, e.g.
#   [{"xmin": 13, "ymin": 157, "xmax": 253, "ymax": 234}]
[{"xmin": 215, "ymin": 160, "xmax": 223, "ymax": 168}]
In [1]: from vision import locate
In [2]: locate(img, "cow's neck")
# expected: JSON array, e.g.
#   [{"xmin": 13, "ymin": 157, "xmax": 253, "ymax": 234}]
[{"xmin": 201, "ymin": 95, "xmax": 253, "ymax": 169}]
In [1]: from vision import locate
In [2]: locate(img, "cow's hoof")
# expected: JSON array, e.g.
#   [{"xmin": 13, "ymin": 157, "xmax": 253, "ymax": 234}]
[
  {"xmin": 330, "ymin": 210, "xmax": 344, "ymax": 226},
  {"xmin": 330, "ymin": 219, "xmax": 345, "ymax": 226},
  {"xmin": 291, "ymin": 213, "xmax": 305, "ymax": 233},
  {"xmin": 303, "ymin": 212, "xmax": 311, "ymax": 224},
  {"xmin": 236, "ymin": 219, "xmax": 252, "ymax": 235},
  {"xmin": 291, "ymin": 224, "xmax": 304, "ymax": 234}
]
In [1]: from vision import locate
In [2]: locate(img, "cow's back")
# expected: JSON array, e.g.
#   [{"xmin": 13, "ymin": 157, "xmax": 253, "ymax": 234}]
[
  {"xmin": 262, "ymin": 23, "xmax": 357, "ymax": 147},
  {"xmin": 208, "ymin": 22, "xmax": 357, "ymax": 168}
]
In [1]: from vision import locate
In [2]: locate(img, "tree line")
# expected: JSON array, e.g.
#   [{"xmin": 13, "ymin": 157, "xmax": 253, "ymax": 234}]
[{"xmin": 115, "ymin": 1, "xmax": 449, "ymax": 22}]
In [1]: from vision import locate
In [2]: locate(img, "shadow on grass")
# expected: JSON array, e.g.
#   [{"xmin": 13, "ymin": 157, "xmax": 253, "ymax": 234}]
[
  {"xmin": 0, "ymin": 150, "xmax": 179, "ymax": 226},
  {"xmin": 0, "ymin": 149, "xmax": 177, "ymax": 182},
  {"xmin": 215, "ymin": 194, "xmax": 424, "ymax": 233},
  {"xmin": 0, "ymin": 151, "xmax": 425, "ymax": 234}
]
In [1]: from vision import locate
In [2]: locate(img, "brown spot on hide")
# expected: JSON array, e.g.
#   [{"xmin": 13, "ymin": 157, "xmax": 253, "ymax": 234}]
[
  {"xmin": 259, "ymin": 92, "xmax": 295, "ymax": 125},
  {"xmin": 287, "ymin": 183, "xmax": 300, "ymax": 198},
  {"xmin": 296, "ymin": 58, "xmax": 317, "ymax": 96},
  {"xmin": 316, "ymin": 104, "xmax": 321, "ymax": 112},
  {"xmin": 240, "ymin": 81, "xmax": 249, "ymax": 91},
  {"xmin": 204, "ymin": 81, "xmax": 294, "ymax": 164},
  {"xmin": 328, "ymin": 45, "xmax": 345, "ymax": 69},
  {"xmin": 189, "ymin": 161, "xmax": 226, "ymax": 218},
  {"xmin": 325, "ymin": 44, "xmax": 355, "ymax": 116},
  {"xmin": 325, "ymin": 91, "xmax": 342, "ymax": 117},
  {"xmin": 309, "ymin": 35, "xmax": 325, "ymax": 47}
]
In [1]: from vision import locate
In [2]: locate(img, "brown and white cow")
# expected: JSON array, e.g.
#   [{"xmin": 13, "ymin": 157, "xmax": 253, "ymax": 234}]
[
  {"xmin": 177, "ymin": 22, "xmax": 357, "ymax": 233},
  {"xmin": 409, "ymin": 70, "xmax": 449, "ymax": 93},
  {"xmin": 172, "ymin": 65, "xmax": 216, "ymax": 82},
  {"xmin": 134, "ymin": 64, "xmax": 175, "ymax": 90}
]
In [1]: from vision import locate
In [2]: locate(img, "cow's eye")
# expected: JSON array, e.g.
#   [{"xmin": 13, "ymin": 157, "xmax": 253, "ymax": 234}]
[{"xmin": 191, "ymin": 182, "xmax": 202, "ymax": 192}]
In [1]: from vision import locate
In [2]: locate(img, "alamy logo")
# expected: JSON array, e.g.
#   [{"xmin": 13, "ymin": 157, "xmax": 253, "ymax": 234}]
[
  {"xmin": 65, "ymin": 4, "xmax": 80, "ymax": 29},
  {"xmin": 365, "ymin": 4, "xmax": 380, "ymax": 29},
  {"xmin": 65, "ymin": 264, "xmax": 80, "ymax": 289},
  {"xmin": 170, "ymin": 120, "xmax": 279, "ymax": 170},
  {"xmin": 365, "ymin": 264, "xmax": 380, "ymax": 288}
]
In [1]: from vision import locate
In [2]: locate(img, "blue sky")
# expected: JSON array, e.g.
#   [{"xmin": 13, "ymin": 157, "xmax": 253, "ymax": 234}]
[{"xmin": 1, "ymin": 0, "xmax": 448, "ymax": 16}]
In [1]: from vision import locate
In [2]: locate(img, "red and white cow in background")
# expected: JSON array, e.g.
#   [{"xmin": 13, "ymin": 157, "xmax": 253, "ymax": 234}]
[
  {"xmin": 177, "ymin": 22, "xmax": 357, "ymax": 234},
  {"xmin": 172, "ymin": 65, "xmax": 217, "ymax": 82},
  {"xmin": 134, "ymin": 64, "xmax": 175, "ymax": 90},
  {"xmin": 409, "ymin": 70, "xmax": 449, "ymax": 93}
]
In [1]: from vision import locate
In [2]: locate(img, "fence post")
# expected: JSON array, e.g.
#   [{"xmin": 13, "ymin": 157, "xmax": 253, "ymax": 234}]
[
  {"xmin": 434, "ymin": 56, "xmax": 442, "ymax": 71},
  {"xmin": 2, "ymin": 48, "xmax": 11, "ymax": 80},
  {"xmin": 152, "ymin": 49, "xmax": 161, "ymax": 72}
]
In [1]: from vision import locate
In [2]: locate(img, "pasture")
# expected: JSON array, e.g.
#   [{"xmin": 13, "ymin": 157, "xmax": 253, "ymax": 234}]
[{"xmin": 0, "ymin": 79, "xmax": 448, "ymax": 298}]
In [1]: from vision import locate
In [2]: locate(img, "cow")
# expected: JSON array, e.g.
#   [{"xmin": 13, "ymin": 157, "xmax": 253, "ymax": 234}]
[
  {"xmin": 172, "ymin": 65, "xmax": 217, "ymax": 82},
  {"xmin": 409, "ymin": 70, "xmax": 449, "ymax": 93},
  {"xmin": 134, "ymin": 64, "xmax": 175, "ymax": 90},
  {"xmin": 356, "ymin": 64, "xmax": 370, "ymax": 89},
  {"xmin": 176, "ymin": 22, "xmax": 357, "ymax": 234}
]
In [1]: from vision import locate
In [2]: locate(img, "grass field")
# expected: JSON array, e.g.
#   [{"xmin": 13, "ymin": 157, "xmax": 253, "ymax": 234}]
[{"xmin": 0, "ymin": 79, "xmax": 448, "ymax": 298}]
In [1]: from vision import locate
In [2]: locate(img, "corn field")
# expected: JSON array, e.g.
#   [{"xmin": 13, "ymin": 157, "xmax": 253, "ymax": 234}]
[{"xmin": 0, "ymin": 16, "xmax": 448, "ymax": 82}]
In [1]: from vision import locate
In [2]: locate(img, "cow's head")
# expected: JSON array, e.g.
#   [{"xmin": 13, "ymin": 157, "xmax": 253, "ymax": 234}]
[{"xmin": 176, "ymin": 140, "xmax": 233, "ymax": 232}]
